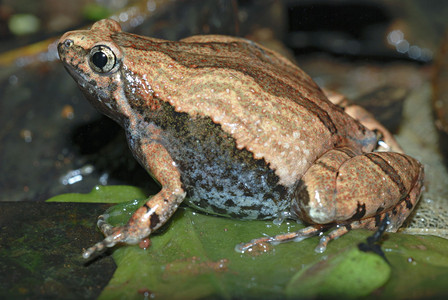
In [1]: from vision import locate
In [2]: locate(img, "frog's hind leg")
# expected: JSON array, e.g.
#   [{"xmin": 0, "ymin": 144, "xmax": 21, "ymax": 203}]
[
  {"xmin": 237, "ymin": 147, "xmax": 424, "ymax": 253},
  {"xmin": 323, "ymin": 89, "xmax": 404, "ymax": 153},
  {"xmin": 294, "ymin": 147, "xmax": 423, "ymax": 251}
]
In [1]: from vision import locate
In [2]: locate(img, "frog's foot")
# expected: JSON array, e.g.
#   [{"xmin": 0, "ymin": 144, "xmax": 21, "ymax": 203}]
[
  {"xmin": 235, "ymin": 226, "xmax": 322, "ymax": 253},
  {"xmin": 235, "ymin": 223, "xmax": 358, "ymax": 254},
  {"xmin": 82, "ymin": 214, "xmax": 150, "ymax": 259},
  {"xmin": 236, "ymin": 211, "xmax": 394, "ymax": 254},
  {"xmin": 83, "ymin": 183, "xmax": 186, "ymax": 259}
]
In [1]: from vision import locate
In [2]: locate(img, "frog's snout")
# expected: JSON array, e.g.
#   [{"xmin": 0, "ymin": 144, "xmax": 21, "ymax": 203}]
[{"xmin": 57, "ymin": 37, "xmax": 73, "ymax": 56}]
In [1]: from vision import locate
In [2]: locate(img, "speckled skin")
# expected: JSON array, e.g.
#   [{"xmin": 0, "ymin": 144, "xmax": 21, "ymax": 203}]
[{"xmin": 58, "ymin": 19, "xmax": 424, "ymax": 257}]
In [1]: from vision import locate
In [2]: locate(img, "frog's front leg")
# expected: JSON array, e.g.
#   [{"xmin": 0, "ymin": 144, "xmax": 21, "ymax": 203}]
[
  {"xmin": 238, "ymin": 147, "xmax": 424, "ymax": 253},
  {"xmin": 82, "ymin": 142, "xmax": 186, "ymax": 259}
]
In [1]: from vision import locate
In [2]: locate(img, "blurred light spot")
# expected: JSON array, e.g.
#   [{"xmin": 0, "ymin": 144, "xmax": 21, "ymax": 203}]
[
  {"xmin": 99, "ymin": 173, "xmax": 109, "ymax": 185},
  {"xmin": 9, "ymin": 75, "xmax": 18, "ymax": 85},
  {"xmin": 387, "ymin": 29, "xmax": 432, "ymax": 62},
  {"xmin": 130, "ymin": 16, "xmax": 144, "ymax": 28},
  {"xmin": 20, "ymin": 129, "xmax": 32, "ymax": 143},
  {"xmin": 61, "ymin": 105, "xmax": 74, "ymax": 119},
  {"xmin": 147, "ymin": 0, "xmax": 157, "ymax": 12},
  {"xmin": 9, "ymin": 14, "xmax": 40, "ymax": 35},
  {"xmin": 67, "ymin": 174, "xmax": 83, "ymax": 185},
  {"xmin": 387, "ymin": 30, "xmax": 404, "ymax": 45},
  {"xmin": 396, "ymin": 40, "xmax": 409, "ymax": 53},
  {"xmin": 408, "ymin": 45, "xmax": 422, "ymax": 59},
  {"xmin": 60, "ymin": 164, "xmax": 95, "ymax": 185},
  {"xmin": 420, "ymin": 48, "xmax": 433, "ymax": 62},
  {"xmin": 119, "ymin": 12, "xmax": 129, "ymax": 22}
]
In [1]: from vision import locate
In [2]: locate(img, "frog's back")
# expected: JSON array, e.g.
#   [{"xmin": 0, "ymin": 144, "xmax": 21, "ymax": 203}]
[{"xmin": 115, "ymin": 32, "xmax": 376, "ymax": 189}]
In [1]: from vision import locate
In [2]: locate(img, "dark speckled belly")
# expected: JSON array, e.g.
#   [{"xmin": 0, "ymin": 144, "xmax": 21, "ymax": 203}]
[{"xmin": 135, "ymin": 102, "xmax": 294, "ymax": 220}]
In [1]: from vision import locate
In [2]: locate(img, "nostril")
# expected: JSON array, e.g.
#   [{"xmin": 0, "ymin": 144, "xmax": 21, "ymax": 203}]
[{"xmin": 63, "ymin": 39, "xmax": 74, "ymax": 48}]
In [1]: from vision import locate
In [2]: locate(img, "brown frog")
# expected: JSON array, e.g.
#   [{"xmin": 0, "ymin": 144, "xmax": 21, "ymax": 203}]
[{"xmin": 57, "ymin": 19, "xmax": 424, "ymax": 258}]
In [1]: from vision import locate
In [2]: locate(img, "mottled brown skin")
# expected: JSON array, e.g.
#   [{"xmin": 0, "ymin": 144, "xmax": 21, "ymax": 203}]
[{"xmin": 57, "ymin": 19, "xmax": 424, "ymax": 258}]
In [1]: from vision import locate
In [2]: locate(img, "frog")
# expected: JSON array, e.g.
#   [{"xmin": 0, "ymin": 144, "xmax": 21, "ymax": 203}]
[{"xmin": 57, "ymin": 19, "xmax": 424, "ymax": 259}]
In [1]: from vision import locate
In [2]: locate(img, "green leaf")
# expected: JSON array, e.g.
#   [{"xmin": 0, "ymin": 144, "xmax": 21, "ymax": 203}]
[
  {"xmin": 46, "ymin": 185, "xmax": 147, "ymax": 203},
  {"xmin": 82, "ymin": 3, "xmax": 111, "ymax": 21},
  {"xmin": 49, "ymin": 186, "xmax": 448, "ymax": 299},
  {"xmin": 285, "ymin": 247, "xmax": 391, "ymax": 299},
  {"xmin": 99, "ymin": 204, "xmax": 315, "ymax": 300}
]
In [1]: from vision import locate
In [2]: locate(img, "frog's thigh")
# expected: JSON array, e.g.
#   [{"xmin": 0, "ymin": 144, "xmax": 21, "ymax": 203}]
[
  {"xmin": 294, "ymin": 148, "xmax": 423, "ymax": 227},
  {"xmin": 324, "ymin": 89, "xmax": 403, "ymax": 153},
  {"xmin": 344, "ymin": 105, "xmax": 403, "ymax": 153}
]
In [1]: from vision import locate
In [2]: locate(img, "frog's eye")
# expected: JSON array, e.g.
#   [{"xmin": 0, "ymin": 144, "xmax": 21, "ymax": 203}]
[{"xmin": 89, "ymin": 45, "xmax": 117, "ymax": 73}]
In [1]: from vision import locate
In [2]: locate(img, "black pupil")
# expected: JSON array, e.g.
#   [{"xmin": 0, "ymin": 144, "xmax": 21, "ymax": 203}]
[{"xmin": 92, "ymin": 51, "xmax": 108, "ymax": 69}]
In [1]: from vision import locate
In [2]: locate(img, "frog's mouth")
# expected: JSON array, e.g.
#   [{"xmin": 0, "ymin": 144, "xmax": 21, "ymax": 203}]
[
  {"xmin": 61, "ymin": 64, "xmax": 101, "ymax": 100},
  {"xmin": 58, "ymin": 42, "xmax": 98, "ymax": 97},
  {"xmin": 61, "ymin": 62, "xmax": 122, "ymax": 122},
  {"xmin": 62, "ymin": 64, "xmax": 90, "ymax": 90}
]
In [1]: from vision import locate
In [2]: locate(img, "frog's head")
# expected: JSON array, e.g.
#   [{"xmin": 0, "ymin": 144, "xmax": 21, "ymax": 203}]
[{"xmin": 58, "ymin": 19, "xmax": 129, "ymax": 123}]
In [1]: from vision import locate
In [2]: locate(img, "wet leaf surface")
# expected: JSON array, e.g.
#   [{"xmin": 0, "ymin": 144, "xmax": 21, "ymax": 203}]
[
  {"xmin": 285, "ymin": 247, "xmax": 391, "ymax": 299},
  {"xmin": 47, "ymin": 186, "xmax": 448, "ymax": 299}
]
